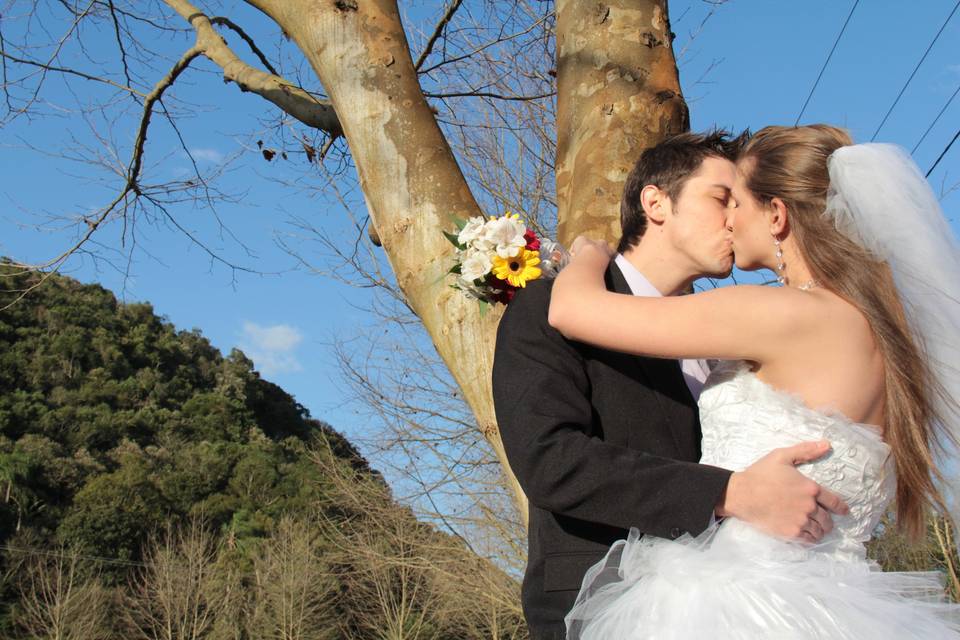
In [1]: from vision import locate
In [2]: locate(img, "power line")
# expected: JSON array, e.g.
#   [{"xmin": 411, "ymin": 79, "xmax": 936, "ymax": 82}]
[
  {"xmin": 926, "ymin": 127, "xmax": 960, "ymax": 178},
  {"xmin": 871, "ymin": 0, "xmax": 960, "ymax": 141},
  {"xmin": 795, "ymin": 0, "xmax": 861, "ymax": 126},
  {"xmin": 0, "ymin": 543, "xmax": 147, "ymax": 567},
  {"xmin": 912, "ymin": 82, "xmax": 960, "ymax": 154}
]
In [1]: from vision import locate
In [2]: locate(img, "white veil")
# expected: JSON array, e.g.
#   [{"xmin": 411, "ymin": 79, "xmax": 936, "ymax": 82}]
[{"xmin": 826, "ymin": 143, "xmax": 960, "ymax": 531}]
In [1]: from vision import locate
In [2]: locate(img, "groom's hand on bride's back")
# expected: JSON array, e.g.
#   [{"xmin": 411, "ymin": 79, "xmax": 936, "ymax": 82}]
[{"xmin": 714, "ymin": 440, "xmax": 850, "ymax": 543}]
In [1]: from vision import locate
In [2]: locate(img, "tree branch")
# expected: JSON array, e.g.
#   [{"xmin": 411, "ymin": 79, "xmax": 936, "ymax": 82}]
[
  {"xmin": 210, "ymin": 16, "xmax": 281, "ymax": 77},
  {"xmin": 0, "ymin": 50, "xmax": 148, "ymax": 98},
  {"xmin": 424, "ymin": 90, "xmax": 554, "ymax": 101},
  {"xmin": 165, "ymin": 0, "xmax": 342, "ymax": 136},
  {"xmin": 414, "ymin": 0, "xmax": 464, "ymax": 72},
  {"xmin": 418, "ymin": 11, "xmax": 553, "ymax": 76},
  {"xmin": 106, "ymin": 0, "xmax": 135, "ymax": 89},
  {"xmin": 128, "ymin": 47, "xmax": 201, "ymax": 189}
]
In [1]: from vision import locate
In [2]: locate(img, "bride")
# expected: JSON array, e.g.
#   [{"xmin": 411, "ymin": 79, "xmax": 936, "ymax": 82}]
[{"xmin": 548, "ymin": 125, "xmax": 960, "ymax": 638}]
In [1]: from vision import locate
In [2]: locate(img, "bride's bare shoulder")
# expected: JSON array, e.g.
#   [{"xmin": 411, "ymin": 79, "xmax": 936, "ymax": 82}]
[
  {"xmin": 695, "ymin": 284, "xmax": 823, "ymax": 321},
  {"xmin": 705, "ymin": 284, "xmax": 874, "ymax": 344}
]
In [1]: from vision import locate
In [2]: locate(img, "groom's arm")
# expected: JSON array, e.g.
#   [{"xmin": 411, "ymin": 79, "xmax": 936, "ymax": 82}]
[{"xmin": 492, "ymin": 279, "xmax": 730, "ymax": 539}]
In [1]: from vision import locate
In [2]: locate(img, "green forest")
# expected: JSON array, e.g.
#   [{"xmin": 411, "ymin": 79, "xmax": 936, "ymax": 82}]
[{"xmin": 0, "ymin": 263, "xmax": 523, "ymax": 639}]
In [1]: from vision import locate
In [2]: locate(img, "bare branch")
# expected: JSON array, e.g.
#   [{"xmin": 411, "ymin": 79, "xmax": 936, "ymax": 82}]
[
  {"xmin": 425, "ymin": 89, "xmax": 554, "ymax": 101},
  {"xmin": 0, "ymin": 50, "xmax": 148, "ymax": 98},
  {"xmin": 210, "ymin": 16, "xmax": 281, "ymax": 77},
  {"xmin": 165, "ymin": 0, "xmax": 342, "ymax": 136},
  {"xmin": 127, "ymin": 47, "xmax": 202, "ymax": 190},
  {"xmin": 106, "ymin": 0, "xmax": 135, "ymax": 90},
  {"xmin": 939, "ymin": 172, "xmax": 960, "ymax": 203},
  {"xmin": 14, "ymin": 546, "xmax": 111, "ymax": 640},
  {"xmin": 8, "ymin": 0, "xmax": 98, "ymax": 120},
  {"xmin": 419, "ymin": 10, "xmax": 554, "ymax": 76},
  {"xmin": 676, "ymin": 0, "xmax": 731, "ymax": 65},
  {"xmin": 414, "ymin": 0, "xmax": 465, "ymax": 71}
]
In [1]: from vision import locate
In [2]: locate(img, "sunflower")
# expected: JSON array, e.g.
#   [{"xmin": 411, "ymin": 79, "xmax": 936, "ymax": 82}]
[{"xmin": 492, "ymin": 248, "xmax": 542, "ymax": 287}]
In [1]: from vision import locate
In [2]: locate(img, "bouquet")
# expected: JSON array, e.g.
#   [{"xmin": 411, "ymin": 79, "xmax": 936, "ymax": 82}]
[{"xmin": 444, "ymin": 212, "xmax": 568, "ymax": 308}]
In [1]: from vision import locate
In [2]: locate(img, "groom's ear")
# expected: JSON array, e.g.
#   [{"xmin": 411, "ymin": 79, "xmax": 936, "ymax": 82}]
[
  {"xmin": 640, "ymin": 185, "xmax": 669, "ymax": 225},
  {"xmin": 768, "ymin": 197, "xmax": 788, "ymax": 236}
]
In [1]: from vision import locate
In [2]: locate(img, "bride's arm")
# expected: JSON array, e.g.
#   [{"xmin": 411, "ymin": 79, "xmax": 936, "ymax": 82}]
[{"xmin": 548, "ymin": 242, "xmax": 814, "ymax": 362}]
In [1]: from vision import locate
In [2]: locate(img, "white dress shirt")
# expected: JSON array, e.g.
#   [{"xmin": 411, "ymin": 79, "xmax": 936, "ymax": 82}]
[{"xmin": 614, "ymin": 254, "xmax": 711, "ymax": 400}]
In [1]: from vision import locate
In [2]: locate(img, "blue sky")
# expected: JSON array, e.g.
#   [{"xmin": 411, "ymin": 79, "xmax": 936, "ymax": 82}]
[{"xmin": 2, "ymin": 0, "xmax": 958, "ymax": 454}]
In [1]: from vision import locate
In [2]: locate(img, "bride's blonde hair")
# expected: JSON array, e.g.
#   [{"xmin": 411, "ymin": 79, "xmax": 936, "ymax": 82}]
[{"xmin": 739, "ymin": 124, "xmax": 948, "ymax": 539}]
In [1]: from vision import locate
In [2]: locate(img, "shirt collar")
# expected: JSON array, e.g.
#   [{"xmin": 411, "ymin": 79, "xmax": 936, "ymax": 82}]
[{"xmin": 615, "ymin": 253, "xmax": 664, "ymax": 298}]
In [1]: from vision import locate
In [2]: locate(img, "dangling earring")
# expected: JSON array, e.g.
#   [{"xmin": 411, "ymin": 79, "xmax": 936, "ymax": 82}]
[{"xmin": 774, "ymin": 234, "xmax": 786, "ymax": 285}]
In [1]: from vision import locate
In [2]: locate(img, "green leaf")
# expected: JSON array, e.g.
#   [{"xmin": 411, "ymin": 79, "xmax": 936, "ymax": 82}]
[
  {"xmin": 453, "ymin": 217, "xmax": 468, "ymax": 231},
  {"xmin": 443, "ymin": 230, "xmax": 463, "ymax": 248},
  {"xmin": 448, "ymin": 264, "xmax": 462, "ymax": 275},
  {"xmin": 478, "ymin": 299, "xmax": 489, "ymax": 317}
]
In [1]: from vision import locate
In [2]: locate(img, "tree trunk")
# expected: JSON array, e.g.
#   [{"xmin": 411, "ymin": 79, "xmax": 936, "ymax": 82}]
[
  {"xmin": 247, "ymin": 0, "xmax": 687, "ymax": 527},
  {"xmin": 247, "ymin": 0, "xmax": 522, "ymax": 516},
  {"xmin": 555, "ymin": 0, "xmax": 688, "ymax": 246}
]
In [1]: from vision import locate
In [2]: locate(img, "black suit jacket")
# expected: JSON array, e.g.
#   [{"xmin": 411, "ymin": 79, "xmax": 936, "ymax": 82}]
[{"xmin": 492, "ymin": 262, "xmax": 732, "ymax": 640}]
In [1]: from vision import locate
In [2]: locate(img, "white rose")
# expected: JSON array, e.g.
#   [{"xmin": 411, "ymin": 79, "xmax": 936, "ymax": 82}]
[
  {"xmin": 483, "ymin": 215, "xmax": 527, "ymax": 258},
  {"xmin": 457, "ymin": 216, "xmax": 486, "ymax": 246},
  {"xmin": 460, "ymin": 248, "xmax": 493, "ymax": 282}
]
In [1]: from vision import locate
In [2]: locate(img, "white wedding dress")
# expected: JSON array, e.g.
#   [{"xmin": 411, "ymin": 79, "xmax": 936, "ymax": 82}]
[{"xmin": 565, "ymin": 360, "xmax": 960, "ymax": 639}]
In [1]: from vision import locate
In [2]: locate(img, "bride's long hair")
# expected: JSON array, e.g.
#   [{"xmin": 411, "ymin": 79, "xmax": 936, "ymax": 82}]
[{"xmin": 739, "ymin": 124, "xmax": 949, "ymax": 539}]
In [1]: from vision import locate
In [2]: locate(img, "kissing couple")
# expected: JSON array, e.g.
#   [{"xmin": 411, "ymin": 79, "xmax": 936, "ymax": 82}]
[{"xmin": 493, "ymin": 125, "xmax": 960, "ymax": 639}]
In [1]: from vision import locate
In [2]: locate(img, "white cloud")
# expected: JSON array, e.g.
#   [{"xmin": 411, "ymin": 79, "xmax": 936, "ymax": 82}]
[
  {"xmin": 189, "ymin": 147, "xmax": 225, "ymax": 163},
  {"xmin": 238, "ymin": 321, "xmax": 304, "ymax": 376}
]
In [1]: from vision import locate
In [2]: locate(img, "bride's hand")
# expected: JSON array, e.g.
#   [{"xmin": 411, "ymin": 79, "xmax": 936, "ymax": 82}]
[{"xmin": 569, "ymin": 236, "xmax": 615, "ymax": 261}]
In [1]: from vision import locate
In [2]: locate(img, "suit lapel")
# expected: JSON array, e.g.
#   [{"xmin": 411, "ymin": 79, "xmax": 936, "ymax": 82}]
[
  {"xmin": 606, "ymin": 262, "xmax": 699, "ymax": 456},
  {"xmin": 604, "ymin": 260, "xmax": 631, "ymax": 296}
]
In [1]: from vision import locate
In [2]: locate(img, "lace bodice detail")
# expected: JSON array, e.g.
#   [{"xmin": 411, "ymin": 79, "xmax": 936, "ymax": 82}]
[{"xmin": 698, "ymin": 361, "xmax": 896, "ymax": 549}]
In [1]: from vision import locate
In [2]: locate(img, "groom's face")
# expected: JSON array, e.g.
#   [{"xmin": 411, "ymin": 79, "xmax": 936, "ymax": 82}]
[{"xmin": 664, "ymin": 156, "xmax": 737, "ymax": 278}]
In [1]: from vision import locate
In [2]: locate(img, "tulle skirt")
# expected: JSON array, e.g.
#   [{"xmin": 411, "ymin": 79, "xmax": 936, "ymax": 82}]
[{"xmin": 565, "ymin": 519, "xmax": 960, "ymax": 639}]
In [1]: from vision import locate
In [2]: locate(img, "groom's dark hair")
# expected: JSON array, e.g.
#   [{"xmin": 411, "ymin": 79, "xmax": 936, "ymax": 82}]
[{"xmin": 618, "ymin": 129, "xmax": 750, "ymax": 253}]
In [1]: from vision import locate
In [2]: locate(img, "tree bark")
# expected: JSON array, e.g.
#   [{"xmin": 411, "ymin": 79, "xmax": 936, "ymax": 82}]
[{"xmin": 555, "ymin": 0, "xmax": 688, "ymax": 246}]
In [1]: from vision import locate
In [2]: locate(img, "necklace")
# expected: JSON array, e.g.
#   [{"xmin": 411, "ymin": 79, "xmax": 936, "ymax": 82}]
[{"xmin": 797, "ymin": 279, "xmax": 822, "ymax": 291}]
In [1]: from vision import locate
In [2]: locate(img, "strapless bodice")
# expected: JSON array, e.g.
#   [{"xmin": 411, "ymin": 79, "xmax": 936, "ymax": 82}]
[{"xmin": 698, "ymin": 360, "xmax": 896, "ymax": 551}]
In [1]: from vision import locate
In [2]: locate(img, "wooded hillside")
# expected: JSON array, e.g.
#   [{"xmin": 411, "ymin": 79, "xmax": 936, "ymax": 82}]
[{"xmin": 0, "ymin": 263, "xmax": 523, "ymax": 638}]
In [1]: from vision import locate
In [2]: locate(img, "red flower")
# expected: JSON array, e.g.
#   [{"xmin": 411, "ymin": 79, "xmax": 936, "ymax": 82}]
[
  {"xmin": 486, "ymin": 274, "xmax": 518, "ymax": 305},
  {"xmin": 493, "ymin": 286, "xmax": 517, "ymax": 304},
  {"xmin": 524, "ymin": 229, "xmax": 541, "ymax": 251}
]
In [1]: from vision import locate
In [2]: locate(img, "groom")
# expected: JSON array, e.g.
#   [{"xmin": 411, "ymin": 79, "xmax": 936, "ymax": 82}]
[{"xmin": 492, "ymin": 130, "xmax": 849, "ymax": 639}]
